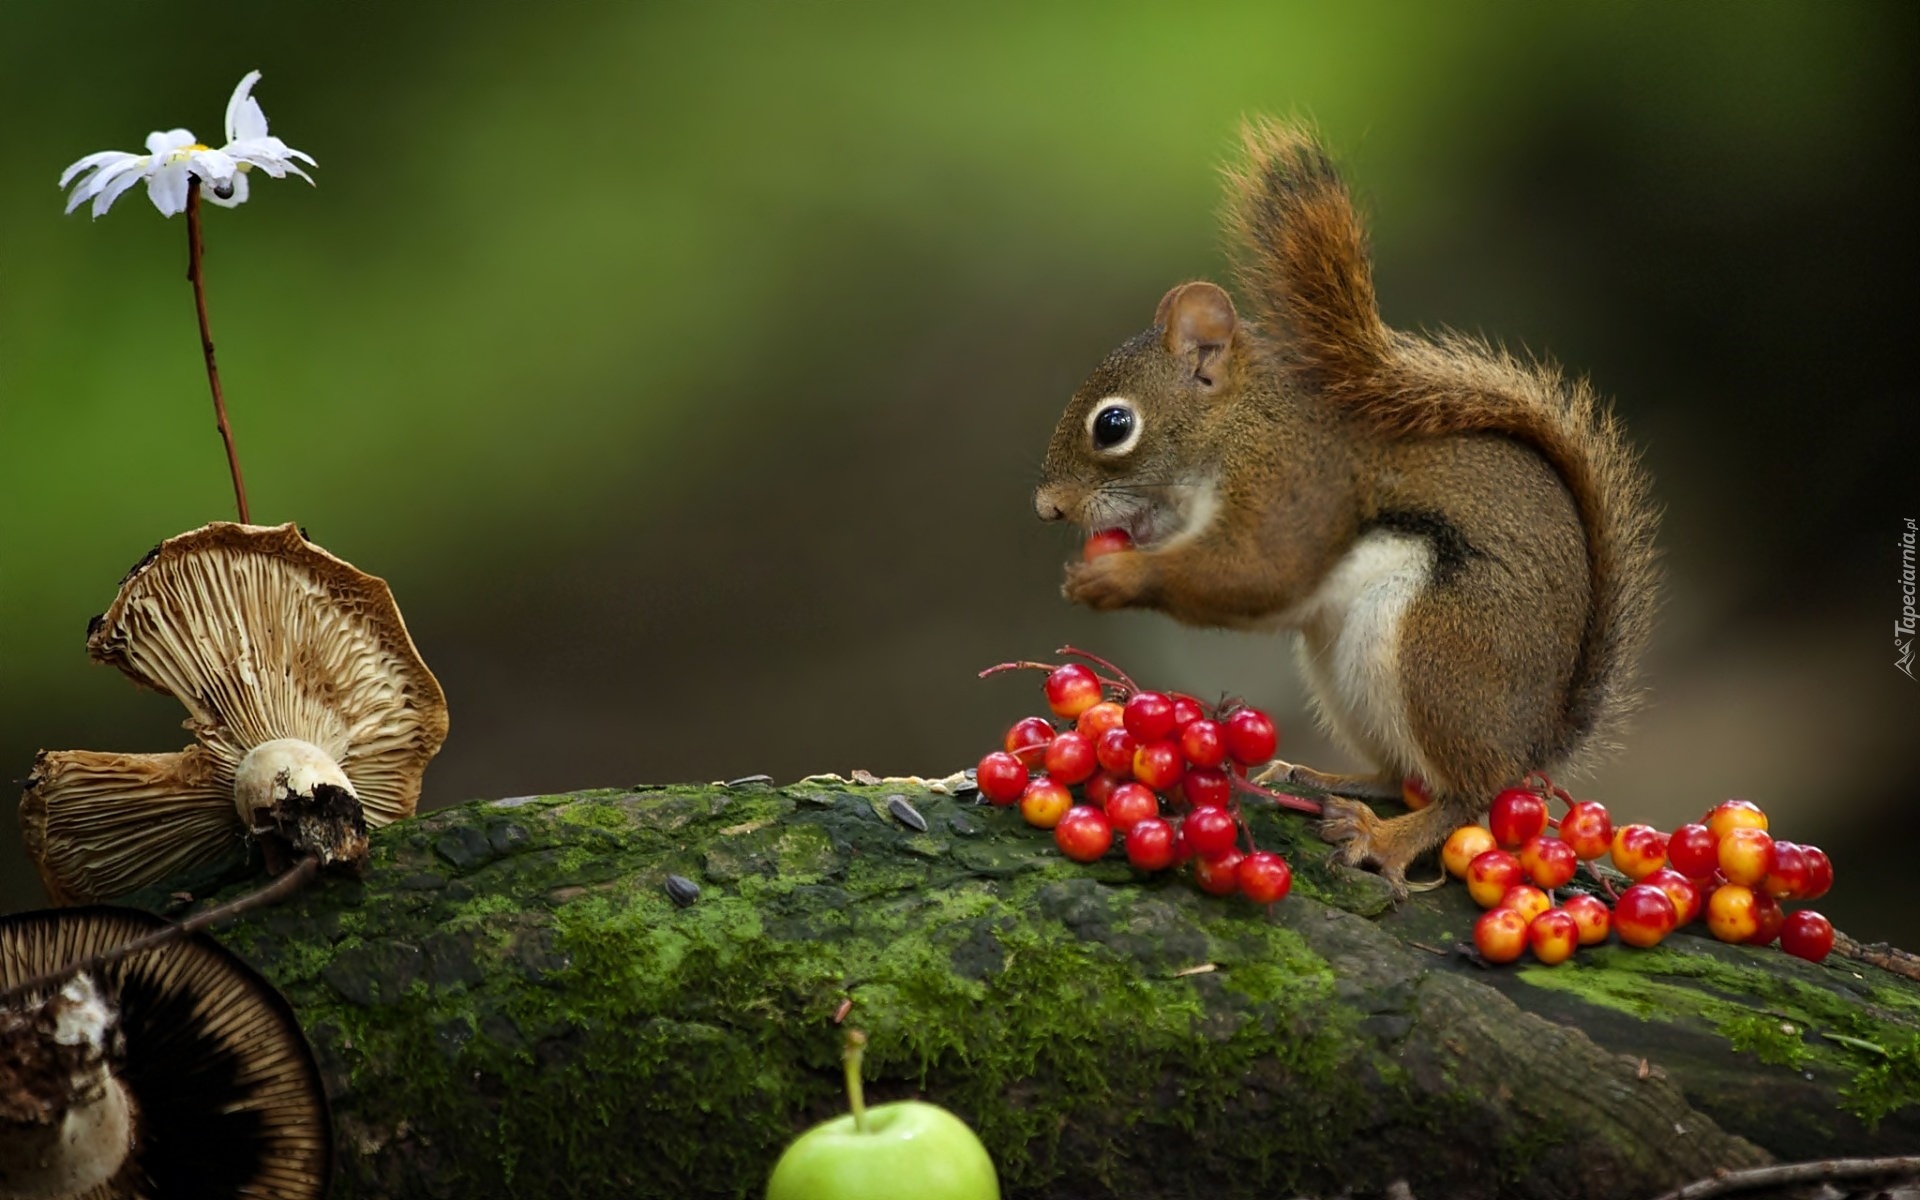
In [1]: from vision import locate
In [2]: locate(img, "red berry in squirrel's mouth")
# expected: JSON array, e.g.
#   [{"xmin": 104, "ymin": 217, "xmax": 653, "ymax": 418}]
[
  {"xmin": 1083, "ymin": 529, "xmax": 1133, "ymax": 561},
  {"xmin": 1043, "ymin": 663, "xmax": 1103, "ymax": 720}
]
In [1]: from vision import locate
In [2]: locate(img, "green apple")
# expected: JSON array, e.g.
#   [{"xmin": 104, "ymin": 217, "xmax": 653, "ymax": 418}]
[
  {"xmin": 767, "ymin": 1028, "xmax": 998, "ymax": 1200},
  {"xmin": 765, "ymin": 1099, "xmax": 999, "ymax": 1200}
]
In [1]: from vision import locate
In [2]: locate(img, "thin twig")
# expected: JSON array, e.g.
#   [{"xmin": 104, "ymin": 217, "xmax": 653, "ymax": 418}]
[
  {"xmin": 1646, "ymin": 1155, "xmax": 1920, "ymax": 1200},
  {"xmin": 186, "ymin": 177, "xmax": 249, "ymax": 524},
  {"xmin": 1054, "ymin": 645, "xmax": 1139, "ymax": 693},
  {"xmin": 1834, "ymin": 931, "xmax": 1920, "ymax": 983},
  {"xmin": 1, "ymin": 856, "xmax": 317, "ymax": 1005}
]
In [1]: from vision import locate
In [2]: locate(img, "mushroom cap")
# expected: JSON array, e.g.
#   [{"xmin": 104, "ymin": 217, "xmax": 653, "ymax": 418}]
[
  {"xmin": 22, "ymin": 523, "xmax": 448, "ymax": 904},
  {"xmin": 0, "ymin": 905, "xmax": 331, "ymax": 1199}
]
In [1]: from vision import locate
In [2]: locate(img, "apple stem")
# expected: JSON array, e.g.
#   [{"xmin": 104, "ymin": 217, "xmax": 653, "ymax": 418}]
[{"xmin": 843, "ymin": 1027, "xmax": 869, "ymax": 1134}]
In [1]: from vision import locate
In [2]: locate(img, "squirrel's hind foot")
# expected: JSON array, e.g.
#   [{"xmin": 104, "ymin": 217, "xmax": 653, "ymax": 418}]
[{"xmin": 1318, "ymin": 796, "xmax": 1465, "ymax": 903}]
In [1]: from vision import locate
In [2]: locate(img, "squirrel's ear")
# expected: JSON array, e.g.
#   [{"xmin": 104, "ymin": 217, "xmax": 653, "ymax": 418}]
[{"xmin": 1155, "ymin": 281, "xmax": 1239, "ymax": 391}]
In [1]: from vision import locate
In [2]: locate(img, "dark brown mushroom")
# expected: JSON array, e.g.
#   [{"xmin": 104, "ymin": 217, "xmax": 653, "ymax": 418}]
[
  {"xmin": 0, "ymin": 905, "xmax": 330, "ymax": 1198},
  {"xmin": 20, "ymin": 522, "xmax": 448, "ymax": 903}
]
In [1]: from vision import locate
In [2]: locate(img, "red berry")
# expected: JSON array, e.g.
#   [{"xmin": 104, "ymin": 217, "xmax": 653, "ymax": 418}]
[
  {"xmin": 1666, "ymin": 823, "xmax": 1719, "ymax": 881},
  {"xmin": 1181, "ymin": 767, "xmax": 1231, "ymax": 810},
  {"xmin": 1466, "ymin": 849, "xmax": 1524, "ymax": 908},
  {"xmin": 1132, "ymin": 740, "xmax": 1186, "ymax": 792},
  {"xmin": 1614, "ymin": 884, "xmax": 1678, "ymax": 948},
  {"xmin": 1123, "ymin": 692, "xmax": 1177, "ymax": 743},
  {"xmin": 1610, "ymin": 824, "xmax": 1669, "ymax": 881},
  {"xmin": 1558, "ymin": 801, "xmax": 1613, "ymax": 861},
  {"xmin": 1518, "ymin": 835, "xmax": 1577, "ymax": 890},
  {"xmin": 1643, "ymin": 868, "xmax": 1702, "ymax": 926},
  {"xmin": 1019, "ymin": 777, "xmax": 1074, "ymax": 829},
  {"xmin": 1562, "ymin": 893, "xmax": 1612, "ymax": 945},
  {"xmin": 1237, "ymin": 852, "xmax": 1293, "ymax": 904},
  {"xmin": 1704, "ymin": 798, "xmax": 1768, "ymax": 840},
  {"xmin": 1474, "ymin": 907, "xmax": 1530, "ymax": 964},
  {"xmin": 1706, "ymin": 884, "xmax": 1761, "ymax": 943},
  {"xmin": 1443, "ymin": 826, "xmax": 1498, "ymax": 878},
  {"xmin": 1124, "ymin": 816, "xmax": 1176, "ymax": 871},
  {"xmin": 1717, "ymin": 827, "xmax": 1775, "ymax": 888},
  {"xmin": 1401, "ymin": 775, "xmax": 1434, "ymax": 810},
  {"xmin": 1763, "ymin": 841, "xmax": 1812, "ymax": 900},
  {"xmin": 1042, "ymin": 732, "xmax": 1097, "ymax": 786},
  {"xmin": 1500, "ymin": 884, "xmax": 1551, "ymax": 925},
  {"xmin": 1075, "ymin": 701, "xmax": 1126, "ymax": 740},
  {"xmin": 1167, "ymin": 821, "xmax": 1194, "ymax": 866},
  {"xmin": 1528, "ymin": 909, "xmax": 1580, "ymax": 965},
  {"xmin": 1779, "ymin": 910, "xmax": 1834, "ymax": 962},
  {"xmin": 1053, "ymin": 805, "xmax": 1114, "ymax": 863},
  {"xmin": 1222, "ymin": 708, "xmax": 1278, "ymax": 765},
  {"xmin": 1094, "ymin": 728, "xmax": 1139, "ymax": 776},
  {"xmin": 1044, "ymin": 664, "xmax": 1103, "ymax": 720},
  {"xmin": 1183, "ymin": 805, "xmax": 1239, "ymax": 858},
  {"xmin": 1488, "ymin": 788, "xmax": 1549, "ymax": 849},
  {"xmin": 1169, "ymin": 695, "xmax": 1206, "ymax": 731},
  {"xmin": 1745, "ymin": 891, "xmax": 1786, "ymax": 947},
  {"xmin": 1082, "ymin": 771, "xmax": 1124, "ymax": 808},
  {"xmin": 975, "ymin": 751, "xmax": 1028, "ymax": 806},
  {"xmin": 1178, "ymin": 719, "xmax": 1227, "ymax": 768},
  {"xmin": 1004, "ymin": 716, "xmax": 1055, "ymax": 768},
  {"xmin": 1103, "ymin": 782, "xmax": 1160, "ymax": 832},
  {"xmin": 1802, "ymin": 846, "xmax": 1834, "ymax": 900},
  {"xmin": 1083, "ymin": 529, "xmax": 1133, "ymax": 561},
  {"xmin": 1192, "ymin": 849, "xmax": 1245, "ymax": 897}
]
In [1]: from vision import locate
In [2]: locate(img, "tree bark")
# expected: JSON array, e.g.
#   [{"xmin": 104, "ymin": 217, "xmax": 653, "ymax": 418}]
[{"xmin": 187, "ymin": 779, "xmax": 1920, "ymax": 1199}]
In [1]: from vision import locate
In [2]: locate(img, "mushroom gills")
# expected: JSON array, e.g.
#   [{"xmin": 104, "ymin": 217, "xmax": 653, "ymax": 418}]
[
  {"xmin": 233, "ymin": 738, "xmax": 369, "ymax": 868},
  {"xmin": 0, "ymin": 974, "xmax": 135, "ymax": 1199}
]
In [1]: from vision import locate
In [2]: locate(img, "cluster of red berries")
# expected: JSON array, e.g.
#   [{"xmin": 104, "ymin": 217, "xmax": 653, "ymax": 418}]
[
  {"xmin": 1448, "ymin": 782, "xmax": 1837, "ymax": 967},
  {"xmin": 974, "ymin": 649, "xmax": 1306, "ymax": 905}
]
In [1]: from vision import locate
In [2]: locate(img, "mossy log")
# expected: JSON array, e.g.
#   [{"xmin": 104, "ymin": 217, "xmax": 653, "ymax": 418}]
[{"xmin": 164, "ymin": 778, "xmax": 1920, "ymax": 1199}]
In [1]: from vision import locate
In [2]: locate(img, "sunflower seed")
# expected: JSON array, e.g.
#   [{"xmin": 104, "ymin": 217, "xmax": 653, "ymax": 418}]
[{"xmin": 886, "ymin": 794, "xmax": 928, "ymax": 833}]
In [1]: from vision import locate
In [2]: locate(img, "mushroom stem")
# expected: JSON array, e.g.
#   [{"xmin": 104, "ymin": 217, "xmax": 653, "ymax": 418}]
[
  {"xmin": 0, "ymin": 975, "xmax": 135, "ymax": 1199},
  {"xmin": 234, "ymin": 738, "xmax": 369, "ymax": 867},
  {"xmin": 185, "ymin": 176, "xmax": 249, "ymax": 524}
]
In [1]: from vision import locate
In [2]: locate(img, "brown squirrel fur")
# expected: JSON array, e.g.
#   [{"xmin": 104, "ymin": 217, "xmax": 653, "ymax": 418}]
[{"xmin": 1034, "ymin": 119, "xmax": 1660, "ymax": 892}]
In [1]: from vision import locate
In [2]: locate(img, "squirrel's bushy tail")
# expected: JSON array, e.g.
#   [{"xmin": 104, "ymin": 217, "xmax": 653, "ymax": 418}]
[{"xmin": 1226, "ymin": 117, "xmax": 1661, "ymax": 766}]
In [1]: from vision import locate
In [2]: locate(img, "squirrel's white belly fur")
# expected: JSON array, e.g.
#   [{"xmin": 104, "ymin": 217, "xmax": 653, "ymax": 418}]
[{"xmin": 1284, "ymin": 531, "xmax": 1437, "ymax": 785}]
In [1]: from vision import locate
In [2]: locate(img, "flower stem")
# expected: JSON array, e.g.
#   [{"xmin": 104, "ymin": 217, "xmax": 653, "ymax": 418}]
[
  {"xmin": 185, "ymin": 177, "xmax": 250, "ymax": 524},
  {"xmin": 843, "ymin": 1028, "xmax": 869, "ymax": 1133}
]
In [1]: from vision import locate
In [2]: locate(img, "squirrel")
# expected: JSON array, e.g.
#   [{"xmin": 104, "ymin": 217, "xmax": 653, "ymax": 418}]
[{"xmin": 1032, "ymin": 118, "xmax": 1661, "ymax": 895}]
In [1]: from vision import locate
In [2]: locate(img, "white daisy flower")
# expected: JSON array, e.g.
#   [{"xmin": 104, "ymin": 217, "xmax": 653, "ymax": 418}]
[
  {"xmin": 60, "ymin": 130, "xmax": 236, "ymax": 219},
  {"xmin": 58, "ymin": 70, "xmax": 315, "ymax": 218}
]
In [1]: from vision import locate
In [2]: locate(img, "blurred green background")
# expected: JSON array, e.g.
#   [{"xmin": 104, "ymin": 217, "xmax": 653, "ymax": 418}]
[{"xmin": 2, "ymin": 3, "xmax": 1914, "ymax": 940}]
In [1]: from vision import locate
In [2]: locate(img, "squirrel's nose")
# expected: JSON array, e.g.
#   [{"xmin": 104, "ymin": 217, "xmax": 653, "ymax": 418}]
[{"xmin": 1034, "ymin": 487, "xmax": 1067, "ymax": 522}]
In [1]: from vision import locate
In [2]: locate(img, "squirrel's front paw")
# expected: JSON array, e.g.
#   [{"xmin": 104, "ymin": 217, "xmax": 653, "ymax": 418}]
[{"xmin": 1063, "ymin": 551, "xmax": 1150, "ymax": 610}]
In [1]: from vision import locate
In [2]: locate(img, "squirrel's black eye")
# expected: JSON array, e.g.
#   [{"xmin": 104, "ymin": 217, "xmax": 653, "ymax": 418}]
[{"xmin": 1092, "ymin": 404, "xmax": 1135, "ymax": 450}]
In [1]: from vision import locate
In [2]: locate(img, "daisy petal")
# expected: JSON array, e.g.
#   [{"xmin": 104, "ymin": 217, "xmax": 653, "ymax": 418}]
[
  {"xmin": 190, "ymin": 147, "xmax": 237, "ymax": 182},
  {"xmin": 59, "ymin": 150, "xmax": 129, "ymax": 189},
  {"xmin": 145, "ymin": 128, "xmax": 198, "ymax": 156},
  {"xmin": 225, "ymin": 70, "xmax": 267, "ymax": 142},
  {"xmin": 92, "ymin": 165, "xmax": 147, "ymax": 217},
  {"xmin": 69, "ymin": 157, "xmax": 145, "ymax": 212},
  {"xmin": 144, "ymin": 163, "xmax": 190, "ymax": 217}
]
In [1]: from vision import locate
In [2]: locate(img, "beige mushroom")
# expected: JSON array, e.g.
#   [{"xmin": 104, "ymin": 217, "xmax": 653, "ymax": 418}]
[
  {"xmin": 0, "ymin": 905, "xmax": 330, "ymax": 1198},
  {"xmin": 20, "ymin": 522, "xmax": 448, "ymax": 904}
]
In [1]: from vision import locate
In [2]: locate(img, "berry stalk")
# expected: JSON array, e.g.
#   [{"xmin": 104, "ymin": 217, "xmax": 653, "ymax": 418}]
[{"xmin": 843, "ymin": 1028, "xmax": 869, "ymax": 1135}]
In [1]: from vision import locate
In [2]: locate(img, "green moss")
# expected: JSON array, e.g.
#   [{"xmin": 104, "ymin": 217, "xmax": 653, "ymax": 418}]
[
  {"xmin": 1838, "ymin": 1032, "xmax": 1920, "ymax": 1128},
  {"xmin": 1717, "ymin": 1012, "xmax": 1813, "ymax": 1070}
]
